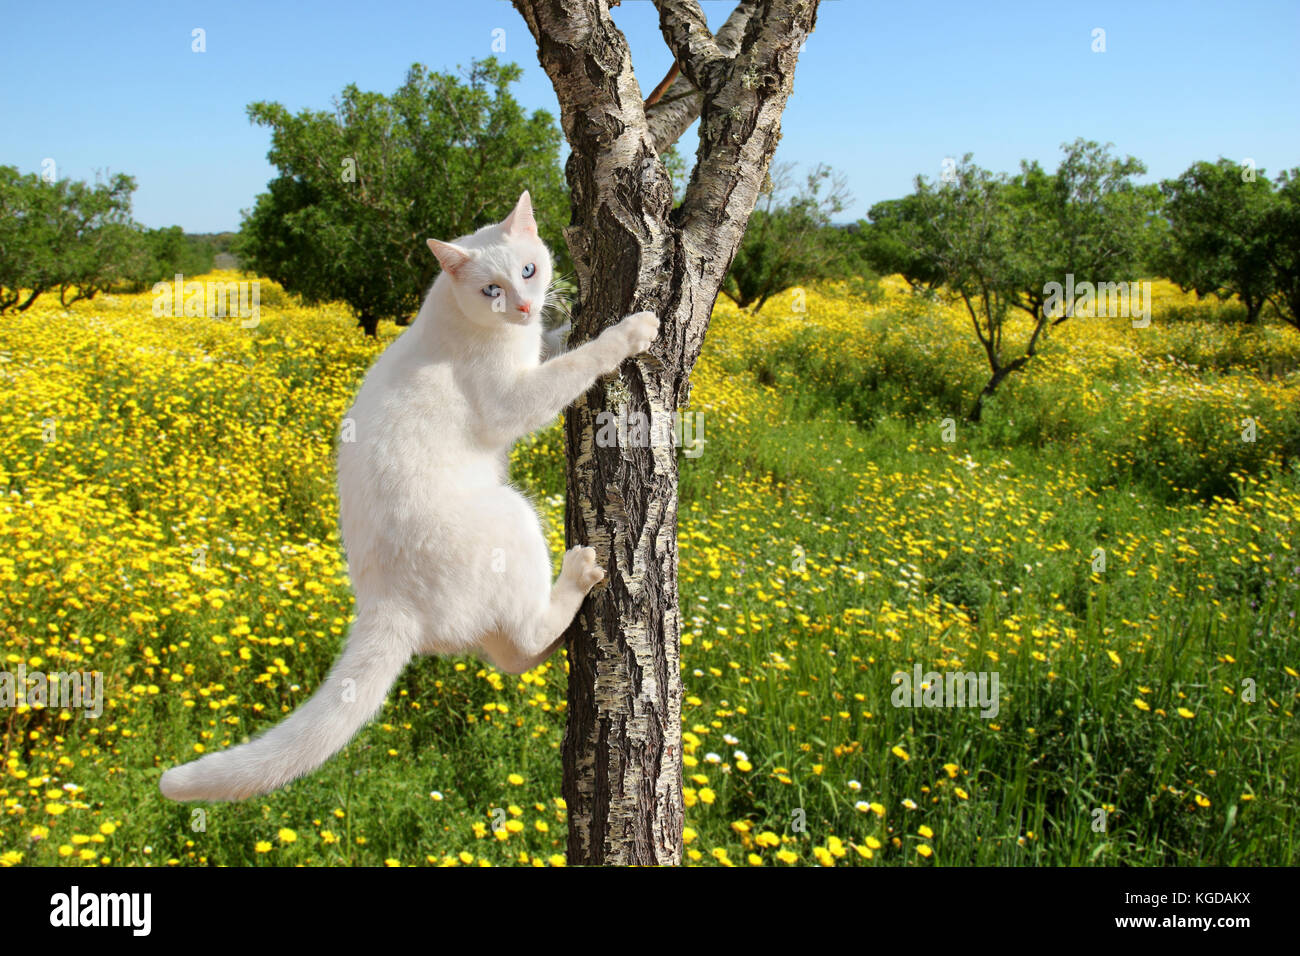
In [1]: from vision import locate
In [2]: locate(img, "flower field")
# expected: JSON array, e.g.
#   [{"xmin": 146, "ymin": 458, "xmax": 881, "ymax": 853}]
[{"xmin": 1, "ymin": 273, "xmax": 1297, "ymax": 866}]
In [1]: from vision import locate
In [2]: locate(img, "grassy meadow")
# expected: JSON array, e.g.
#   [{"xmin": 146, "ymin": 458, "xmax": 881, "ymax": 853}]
[{"xmin": 1, "ymin": 273, "xmax": 1297, "ymax": 866}]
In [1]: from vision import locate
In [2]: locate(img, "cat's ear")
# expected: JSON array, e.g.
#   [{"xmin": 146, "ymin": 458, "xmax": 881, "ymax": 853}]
[
  {"xmin": 427, "ymin": 238, "xmax": 474, "ymax": 277},
  {"xmin": 502, "ymin": 190, "xmax": 537, "ymax": 236}
]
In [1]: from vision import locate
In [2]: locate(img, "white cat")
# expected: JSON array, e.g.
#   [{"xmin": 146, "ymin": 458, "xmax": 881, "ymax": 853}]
[{"xmin": 160, "ymin": 191, "xmax": 658, "ymax": 802}]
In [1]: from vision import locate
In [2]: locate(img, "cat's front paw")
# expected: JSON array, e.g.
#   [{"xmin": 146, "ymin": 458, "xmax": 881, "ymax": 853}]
[
  {"xmin": 562, "ymin": 545, "xmax": 606, "ymax": 594},
  {"xmin": 612, "ymin": 311, "xmax": 659, "ymax": 358}
]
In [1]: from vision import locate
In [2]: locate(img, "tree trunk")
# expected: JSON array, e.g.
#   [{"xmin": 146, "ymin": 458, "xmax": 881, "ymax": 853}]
[
  {"xmin": 967, "ymin": 358, "xmax": 1028, "ymax": 423},
  {"xmin": 357, "ymin": 311, "xmax": 379, "ymax": 337},
  {"xmin": 514, "ymin": 0, "xmax": 819, "ymax": 865}
]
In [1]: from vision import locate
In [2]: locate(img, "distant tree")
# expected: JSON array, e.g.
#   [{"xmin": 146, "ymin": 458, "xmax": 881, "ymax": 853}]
[
  {"xmin": 661, "ymin": 144, "xmax": 689, "ymax": 207},
  {"xmin": 0, "ymin": 166, "xmax": 38, "ymax": 313},
  {"xmin": 0, "ymin": 167, "xmax": 138, "ymax": 313},
  {"xmin": 1003, "ymin": 139, "xmax": 1154, "ymax": 328},
  {"xmin": 881, "ymin": 142, "xmax": 1154, "ymax": 421},
  {"xmin": 58, "ymin": 220, "xmax": 149, "ymax": 306},
  {"xmin": 858, "ymin": 192, "xmax": 945, "ymax": 292},
  {"xmin": 1159, "ymin": 158, "xmax": 1277, "ymax": 324},
  {"xmin": 122, "ymin": 226, "xmax": 217, "ymax": 291},
  {"xmin": 906, "ymin": 157, "xmax": 1025, "ymax": 422},
  {"xmin": 237, "ymin": 58, "xmax": 567, "ymax": 336},
  {"xmin": 1263, "ymin": 168, "xmax": 1300, "ymax": 333},
  {"xmin": 722, "ymin": 162, "xmax": 851, "ymax": 312}
]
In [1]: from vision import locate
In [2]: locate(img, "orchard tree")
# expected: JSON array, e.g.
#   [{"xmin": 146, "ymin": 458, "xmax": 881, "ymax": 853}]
[
  {"xmin": 509, "ymin": 0, "xmax": 819, "ymax": 864},
  {"xmin": 238, "ymin": 58, "xmax": 567, "ymax": 335},
  {"xmin": 1258, "ymin": 167, "xmax": 1300, "ymax": 335},
  {"xmin": 1005, "ymin": 139, "xmax": 1153, "ymax": 329},
  {"xmin": 876, "ymin": 142, "xmax": 1154, "ymax": 421},
  {"xmin": 1265, "ymin": 168, "xmax": 1300, "ymax": 332},
  {"xmin": 859, "ymin": 193, "xmax": 945, "ymax": 293},
  {"xmin": 1159, "ymin": 158, "xmax": 1277, "ymax": 324},
  {"xmin": 722, "ymin": 161, "xmax": 852, "ymax": 312},
  {"xmin": 0, "ymin": 167, "xmax": 138, "ymax": 313}
]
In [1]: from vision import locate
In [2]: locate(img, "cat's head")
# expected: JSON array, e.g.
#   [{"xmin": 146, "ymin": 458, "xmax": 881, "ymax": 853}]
[{"xmin": 427, "ymin": 191, "xmax": 553, "ymax": 330}]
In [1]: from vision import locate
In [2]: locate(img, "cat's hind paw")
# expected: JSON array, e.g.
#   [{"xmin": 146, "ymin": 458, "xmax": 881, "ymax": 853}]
[{"xmin": 562, "ymin": 545, "xmax": 606, "ymax": 593}]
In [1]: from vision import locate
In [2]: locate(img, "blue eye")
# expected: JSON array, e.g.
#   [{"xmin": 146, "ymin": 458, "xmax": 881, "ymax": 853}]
[
  {"xmin": 482, "ymin": 284, "xmax": 502, "ymax": 298},
  {"xmin": 522, "ymin": 263, "xmax": 536, "ymax": 279}
]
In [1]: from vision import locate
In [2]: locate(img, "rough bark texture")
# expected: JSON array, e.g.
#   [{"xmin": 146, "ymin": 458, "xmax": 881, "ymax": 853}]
[{"xmin": 512, "ymin": 0, "xmax": 818, "ymax": 866}]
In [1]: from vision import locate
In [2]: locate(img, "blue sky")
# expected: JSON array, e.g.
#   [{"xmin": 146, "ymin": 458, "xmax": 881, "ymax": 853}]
[{"xmin": 2, "ymin": 0, "xmax": 1297, "ymax": 233}]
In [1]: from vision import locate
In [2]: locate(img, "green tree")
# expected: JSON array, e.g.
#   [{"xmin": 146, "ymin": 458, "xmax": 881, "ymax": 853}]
[
  {"xmin": 123, "ymin": 226, "xmax": 217, "ymax": 291},
  {"xmin": 858, "ymin": 192, "xmax": 945, "ymax": 292},
  {"xmin": 0, "ymin": 167, "xmax": 138, "ymax": 313},
  {"xmin": 1004, "ymin": 140, "xmax": 1154, "ymax": 327},
  {"xmin": 721, "ymin": 162, "xmax": 851, "ymax": 312},
  {"xmin": 237, "ymin": 58, "xmax": 567, "ymax": 336},
  {"xmin": 1263, "ymin": 168, "xmax": 1300, "ymax": 333},
  {"xmin": 1159, "ymin": 158, "xmax": 1277, "ymax": 324},
  {"xmin": 906, "ymin": 156, "xmax": 1025, "ymax": 422},
  {"xmin": 880, "ymin": 142, "xmax": 1155, "ymax": 421}
]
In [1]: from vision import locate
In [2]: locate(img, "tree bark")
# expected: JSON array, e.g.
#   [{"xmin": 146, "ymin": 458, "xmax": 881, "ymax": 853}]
[{"xmin": 512, "ymin": 0, "xmax": 818, "ymax": 865}]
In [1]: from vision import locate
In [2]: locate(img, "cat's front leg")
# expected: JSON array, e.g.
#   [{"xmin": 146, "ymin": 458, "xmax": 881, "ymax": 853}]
[{"xmin": 502, "ymin": 311, "xmax": 659, "ymax": 439}]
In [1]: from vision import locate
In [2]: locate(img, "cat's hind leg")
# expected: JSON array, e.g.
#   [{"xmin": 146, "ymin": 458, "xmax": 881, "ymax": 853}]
[{"xmin": 481, "ymin": 546, "xmax": 604, "ymax": 675}]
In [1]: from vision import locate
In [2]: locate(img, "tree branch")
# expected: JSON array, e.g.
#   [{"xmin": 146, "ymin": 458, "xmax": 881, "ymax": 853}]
[
  {"xmin": 653, "ymin": 0, "xmax": 725, "ymax": 92},
  {"xmin": 644, "ymin": 61, "xmax": 679, "ymax": 107},
  {"xmin": 646, "ymin": 0, "xmax": 760, "ymax": 152}
]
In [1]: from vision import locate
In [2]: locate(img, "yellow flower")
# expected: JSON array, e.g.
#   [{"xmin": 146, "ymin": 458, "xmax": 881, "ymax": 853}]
[
  {"xmin": 507, "ymin": 773, "xmax": 525, "ymax": 785},
  {"xmin": 255, "ymin": 841, "xmax": 272, "ymax": 853},
  {"xmin": 278, "ymin": 828, "xmax": 298, "ymax": 844},
  {"xmin": 916, "ymin": 844, "xmax": 933, "ymax": 858},
  {"xmin": 918, "ymin": 825, "xmax": 933, "ymax": 838},
  {"xmin": 891, "ymin": 745, "xmax": 910, "ymax": 761},
  {"xmin": 1177, "ymin": 707, "xmax": 1196, "ymax": 719}
]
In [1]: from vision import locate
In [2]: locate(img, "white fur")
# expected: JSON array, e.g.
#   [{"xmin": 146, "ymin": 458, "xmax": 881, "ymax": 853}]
[{"xmin": 159, "ymin": 192, "xmax": 658, "ymax": 802}]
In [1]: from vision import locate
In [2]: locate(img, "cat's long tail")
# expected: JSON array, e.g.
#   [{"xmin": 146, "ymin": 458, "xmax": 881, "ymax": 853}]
[{"xmin": 159, "ymin": 610, "xmax": 413, "ymax": 802}]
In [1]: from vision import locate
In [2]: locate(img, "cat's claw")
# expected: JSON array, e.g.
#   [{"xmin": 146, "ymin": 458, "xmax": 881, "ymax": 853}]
[{"xmin": 562, "ymin": 545, "xmax": 606, "ymax": 593}]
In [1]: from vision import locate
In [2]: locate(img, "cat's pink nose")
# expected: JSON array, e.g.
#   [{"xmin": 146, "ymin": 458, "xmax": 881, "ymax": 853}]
[{"xmin": 517, "ymin": 301, "xmax": 532, "ymax": 314}]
